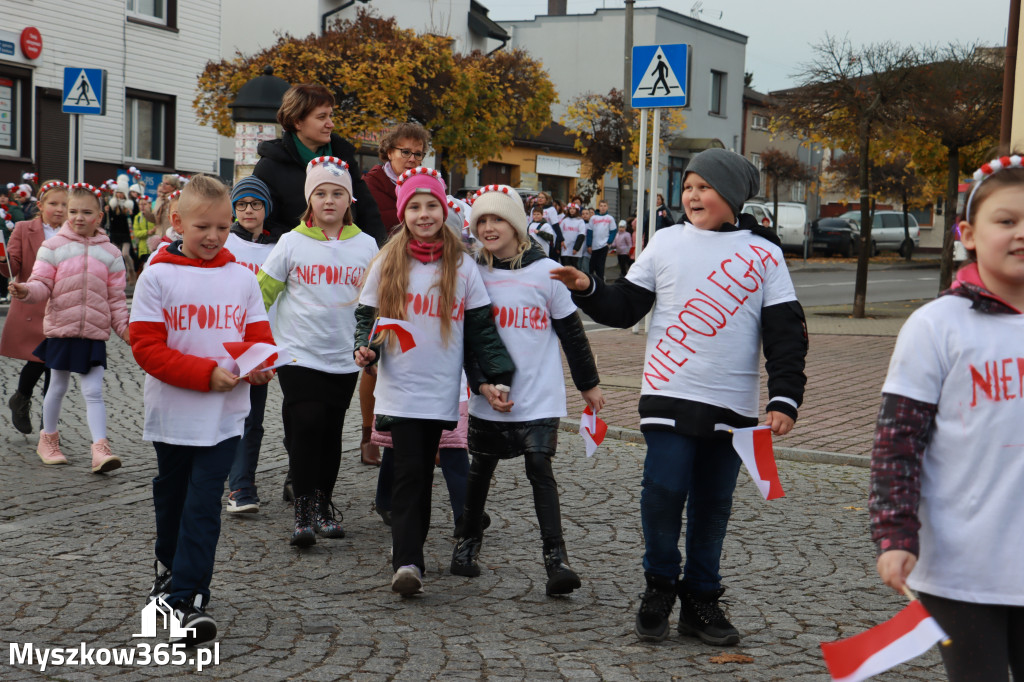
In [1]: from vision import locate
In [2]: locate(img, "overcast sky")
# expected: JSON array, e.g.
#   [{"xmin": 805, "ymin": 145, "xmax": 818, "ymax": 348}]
[{"xmin": 486, "ymin": 0, "xmax": 1011, "ymax": 93}]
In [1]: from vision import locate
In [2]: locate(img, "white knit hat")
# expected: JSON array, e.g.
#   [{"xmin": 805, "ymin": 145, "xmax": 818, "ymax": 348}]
[
  {"xmin": 304, "ymin": 156, "xmax": 353, "ymax": 203},
  {"xmin": 468, "ymin": 185, "xmax": 527, "ymax": 241}
]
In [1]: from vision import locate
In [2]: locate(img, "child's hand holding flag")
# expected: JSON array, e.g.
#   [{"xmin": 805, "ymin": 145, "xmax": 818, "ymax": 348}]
[{"xmin": 715, "ymin": 424, "xmax": 784, "ymax": 500}]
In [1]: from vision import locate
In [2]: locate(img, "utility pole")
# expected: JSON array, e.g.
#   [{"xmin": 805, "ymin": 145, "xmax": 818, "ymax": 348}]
[
  {"xmin": 1001, "ymin": 0, "xmax": 1020, "ymax": 152},
  {"xmin": 621, "ymin": 0, "xmax": 634, "ymax": 217}
]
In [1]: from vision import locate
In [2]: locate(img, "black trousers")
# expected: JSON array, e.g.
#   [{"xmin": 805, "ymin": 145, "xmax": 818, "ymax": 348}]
[
  {"xmin": 919, "ymin": 592, "xmax": 1024, "ymax": 682},
  {"xmin": 617, "ymin": 255, "xmax": 632, "ymax": 278},
  {"xmin": 589, "ymin": 246, "xmax": 609, "ymax": 282},
  {"xmin": 390, "ymin": 419, "xmax": 446, "ymax": 572},
  {"xmin": 17, "ymin": 360, "xmax": 50, "ymax": 397},
  {"xmin": 459, "ymin": 452, "xmax": 564, "ymax": 549},
  {"xmin": 277, "ymin": 366, "xmax": 358, "ymax": 500},
  {"xmin": 560, "ymin": 255, "xmax": 580, "ymax": 268}
]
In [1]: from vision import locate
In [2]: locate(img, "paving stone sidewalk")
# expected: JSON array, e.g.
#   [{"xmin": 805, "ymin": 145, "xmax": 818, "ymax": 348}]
[{"xmin": 0, "ymin": 306, "xmax": 942, "ymax": 681}]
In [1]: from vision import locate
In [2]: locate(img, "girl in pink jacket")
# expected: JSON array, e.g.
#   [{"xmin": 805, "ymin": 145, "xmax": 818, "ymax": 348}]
[{"xmin": 9, "ymin": 183, "xmax": 130, "ymax": 472}]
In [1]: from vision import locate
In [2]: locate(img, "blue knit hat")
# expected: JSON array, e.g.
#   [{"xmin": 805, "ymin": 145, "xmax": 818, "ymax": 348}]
[{"xmin": 230, "ymin": 175, "xmax": 273, "ymax": 218}]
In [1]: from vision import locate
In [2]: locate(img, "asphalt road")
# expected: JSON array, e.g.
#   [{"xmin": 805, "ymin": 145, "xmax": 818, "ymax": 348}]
[{"xmin": 790, "ymin": 267, "xmax": 940, "ymax": 307}]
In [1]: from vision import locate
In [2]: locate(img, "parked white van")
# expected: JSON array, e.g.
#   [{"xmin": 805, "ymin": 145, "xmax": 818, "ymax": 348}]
[
  {"xmin": 837, "ymin": 210, "xmax": 920, "ymax": 256},
  {"xmin": 743, "ymin": 202, "xmax": 808, "ymax": 251}
]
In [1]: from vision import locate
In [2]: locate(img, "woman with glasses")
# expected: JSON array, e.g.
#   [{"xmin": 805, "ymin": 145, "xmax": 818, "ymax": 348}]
[
  {"xmin": 362, "ymin": 123, "xmax": 431, "ymax": 235},
  {"xmin": 253, "ymin": 84, "xmax": 385, "ymax": 246}
]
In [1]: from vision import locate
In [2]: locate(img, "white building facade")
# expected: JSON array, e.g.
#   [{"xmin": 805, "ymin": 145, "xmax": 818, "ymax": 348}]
[
  {"xmin": 0, "ymin": 0, "xmax": 222, "ymax": 189},
  {"xmin": 502, "ymin": 6, "xmax": 747, "ymax": 216}
]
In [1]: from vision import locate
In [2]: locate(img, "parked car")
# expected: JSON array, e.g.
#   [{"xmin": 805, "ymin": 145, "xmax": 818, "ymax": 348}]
[
  {"xmin": 741, "ymin": 202, "xmax": 773, "ymax": 228},
  {"xmin": 743, "ymin": 202, "xmax": 809, "ymax": 252},
  {"xmin": 837, "ymin": 210, "xmax": 920, "ymax": 256},
  {"xmin": 810, "ymin": 217, "xmax": 859, "ymax": 257}
]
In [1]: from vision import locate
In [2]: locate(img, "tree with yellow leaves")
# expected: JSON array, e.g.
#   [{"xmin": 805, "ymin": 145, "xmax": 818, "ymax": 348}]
[{"xmin": 194, "ymin": 10, "xmax": 556, "ymax": 174}]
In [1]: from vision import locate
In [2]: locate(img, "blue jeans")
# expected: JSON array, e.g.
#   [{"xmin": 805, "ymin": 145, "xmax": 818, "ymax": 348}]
[
  {"xmin": 153, "ymin": 437, "xmax": 239, "ymax": 605},
  {"xmin": 375, "ymin": 447, "xmax": 469, "ymax": 525},
  {"xmin": 641, "ymin": 431, "xmax": 742, "ymax": 591},
  {"xmin": 228, "ymin": 382, "xmax": 268, "ymax": 502}
]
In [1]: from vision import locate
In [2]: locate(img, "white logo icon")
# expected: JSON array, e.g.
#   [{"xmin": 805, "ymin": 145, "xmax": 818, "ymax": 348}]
[{"xmin": 133, "ymin": 597, "xmax": 195, "ymax": 639}]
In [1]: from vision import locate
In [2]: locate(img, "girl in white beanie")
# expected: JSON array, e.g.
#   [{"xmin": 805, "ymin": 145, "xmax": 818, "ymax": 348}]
[{"xmin": 450, "ymin": 185, "xmax": 605, "ymax": 597}]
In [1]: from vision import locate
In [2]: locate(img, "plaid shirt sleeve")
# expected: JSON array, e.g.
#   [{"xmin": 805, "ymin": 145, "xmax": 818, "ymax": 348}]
[{"xmin": 869, "ymin": 392, "xmax": 937, "ymax": 557}]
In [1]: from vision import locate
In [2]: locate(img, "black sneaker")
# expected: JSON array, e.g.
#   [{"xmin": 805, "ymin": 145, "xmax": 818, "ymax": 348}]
[
  {"xmin": 170, "ymin": 594, "xmax": 217, "ymax": 647},
  {"xmin": 676, "ymin": 585, "xmax": 740, "ymax": 646},
  {"xmin": 146, "ymin": 560, "xmax": 172, "ymax": 604},
  {"xmin": 634, "ymin": 573, "xmax": 676, "ymax": 642}
]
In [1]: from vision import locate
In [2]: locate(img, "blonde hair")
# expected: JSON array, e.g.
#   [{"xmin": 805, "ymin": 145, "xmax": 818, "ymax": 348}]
[
  {"xmin": 365, "ymin": 221, "xmax": 466, "ymax": 349},
  {"xmin": 477, "ymin": 228, "xmax": 531, "ymax": 271},
  {"xmin": 68, "ymin": 186, "xmax": 102, "ymax": 211},
  {"xmin": 176, "ymin": 174, "xmax": 229, "ymax": 218},
  {"xmin": 38, "ymin": 179, "xmax": 69, "ymax": 204},
  {"xmin": 300, "ymin": 188, "xmax": 354, "ymax": 227},
  {"xmin": 162, "ymin": 174, "xmax": 182, "ymax": 190}
]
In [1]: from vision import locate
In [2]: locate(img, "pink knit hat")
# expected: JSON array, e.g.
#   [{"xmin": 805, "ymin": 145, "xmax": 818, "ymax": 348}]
[
  {"xmin": 395, "ymin": 167, "xmax": 448, "ymax": 221},
  {"xmin": 304, "ymin": 156, "xmax": 353, "ymax": 203}
]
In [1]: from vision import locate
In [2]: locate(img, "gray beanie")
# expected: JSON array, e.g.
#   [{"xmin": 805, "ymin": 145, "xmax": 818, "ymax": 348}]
[
  {"xmin": 683, "ymin": 148, "xmax": 759, "ymax": 217},
  {"xmin": 230, "ymin": 175, "xmax": 274, "ymax": 218}
]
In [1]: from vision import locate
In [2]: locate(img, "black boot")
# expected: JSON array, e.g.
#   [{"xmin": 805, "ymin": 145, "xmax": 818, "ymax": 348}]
[
  {"xmin": 635, "ymin": 573, "xmax": 676, "ymax": 642},
  {"xmin": 8, "ymin": 391, "xmax": 32, "ymax": 435},
  {"xmin": 282, "ymin": 469, "xmax": 294, "ymax": 502},
  {"xmin": 677, "ymin": 585, "xmax": 740, "ymax": 646},
  {"xmin": 543, "ymin": 542, "xmax": 581, "ymax": 596},
  {"xmin": 450, "ymin": 535, "xmax": 482, "ymax": 577},
  {"xmin": 313, "ymin": 489, "xmax": 345, "ymax": 538},
  {"xmin": 290, "ymin": 494, "xmax": 315, "ymax": 547}
]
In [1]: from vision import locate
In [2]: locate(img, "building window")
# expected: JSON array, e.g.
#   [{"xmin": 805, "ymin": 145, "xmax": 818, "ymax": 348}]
[
  {"xmin": 125, "ymin": 90, "xmax": 174, "ymax": 166},
  {"xmin": 126, "ymin": 0, "xmax": 177, "ymax": 29},
  {"xmin": 750, "ymin": 153, "xmax": 767, "ymax": 196},
  {"xmin": 751, "ymin": 113, "xmax": 769, "ymax": 130},
  {"xmin": 667, "ymin": 156, "xmax": 688, "ymax": 211},
  {"xmin": 0, "ymin": 76, "xmax": 22, "ymax": 157},
  {"xmin": 790, "ymin": 181, "xmax": 805, "ymax": 203},
  {"xmin": 709, "ymin": 70, "xmax": 726, "ymax": 116}
]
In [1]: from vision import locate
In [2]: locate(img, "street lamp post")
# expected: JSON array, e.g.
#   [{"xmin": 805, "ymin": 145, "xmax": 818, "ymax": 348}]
[{"xmin": 621, "ymin": 0, "xmax": 634, "ymax": 217}]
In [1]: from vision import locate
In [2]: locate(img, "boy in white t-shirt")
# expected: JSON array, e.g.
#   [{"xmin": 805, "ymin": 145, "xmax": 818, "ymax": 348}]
[
  {"xmin": 552, "ymin": 149, "xmax": 807, "ymax": 646},
  {"xmin": 129, "ymin": 175, "xmax": 276, "ymax": 647},
  {"xmin": 527, "ymin": 205, "xmax": 557, "ymax": 257}
]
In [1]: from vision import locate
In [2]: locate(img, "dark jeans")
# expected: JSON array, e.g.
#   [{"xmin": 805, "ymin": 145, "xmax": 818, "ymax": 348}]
[
  {"xmin": 375, "ymin": 446, "xmax": 469, "ymax": 524},
  {"xmin": 617, "ymin": 254, "xmax": 633, "ymax": 278},
  {"xmin": 389, "ymin": 419, "xmax": 445, "ymax": 573},
  {"xmin": 560, "ymin": 255, "xmax": 580, "ymax": 268},
  {"xmin": 590, "ymin": 246, "xmax": 609, "ymax": 283},
  {"xmin": 919, "ymin": 592, "xmax": 1024, "ymax": 682},
  {"xmin": 460, "ymin": 452, "xmax": 563, "ymax": 547},
  {"xmin": 640, "ymin": 431, "xmax": 742, "ymax": 591},
  {"xmin": 153, "ymin": 436, "xmax": 239, "ymax": 605},
  {"xmin": 278, "ymin": 366, "xmax": 358, "ymax": 501},
  {"xmin": 228, "ymin": 382, "xmax": 268, "ymax": 501}
]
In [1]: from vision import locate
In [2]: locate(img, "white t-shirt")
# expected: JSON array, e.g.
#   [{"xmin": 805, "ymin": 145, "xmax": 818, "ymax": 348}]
[
  {"xmin": 226, "ymin": 232, "xmax": 278, "ymax": 332},
  {"xmin": 469, "ymin": 258, "xmax": 577, "ymax": 422},
  {"xmin": 360, "ymin": 254, "xmax": 490, "ymax": 422},
  {"xmin": 559, "ymin": 217, "xmax": 586, "ymax": 257},
  {"xmin": 882, "ymin": 295, "xmax": 1024, "ymax": 605},
  {"xmin": 542, "ymin": 206, "xmax": 559, "ymax": 227},
  {"xmin": 130, "ymin": 260, "xmax": 268, "ymax": 446},
  {"xmin": 626, "ymin": 223, "xmax": 797, "ymax": 417},
  {"xmin": 528, "ymin": 221, "xmax": 556, "ymax": 257},
  {"xmin": 260, "ymin": 229, "xmax": 378, "ymax": 374},
  {"xmin": 589, "ymin": 213, "xmax": 616, "ymax": 248}
]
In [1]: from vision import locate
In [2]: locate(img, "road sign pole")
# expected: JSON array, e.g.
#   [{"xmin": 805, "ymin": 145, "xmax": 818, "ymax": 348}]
[
  {"xmin": 631, "ymin": 108, "xmax": 648, "ymax": 335},
  {"xmin": 75, "ymin": 115, "xmax": 83, "ymax": 183},
  {"xmin": 67, "ymin": 114, "xmax": 75, "ymax": 183},
  {"xmin": 642, "ymin": 107, "xmax": 661, "ymax": 334}
]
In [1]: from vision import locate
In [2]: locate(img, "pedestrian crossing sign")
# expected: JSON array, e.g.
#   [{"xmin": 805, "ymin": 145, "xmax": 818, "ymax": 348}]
[
  {"xmin": 62, "ymin": 68, "xmax": 106, "ymax": 115},
  {"xmin": 631, "ymin": 44, "xmax": 689, "ymax": 109}
]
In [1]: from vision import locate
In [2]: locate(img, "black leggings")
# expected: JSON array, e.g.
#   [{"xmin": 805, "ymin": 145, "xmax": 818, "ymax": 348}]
[
  {"xmin": 277, "ymin": 366, "xmax": 358, "ymax": 501},
  {"xmin": 389, "ymin": 419, "xmax": 445, "ymax": 572},
  {"xmin": 918, "ymin": 592, "xmax": 1024, "ymax": 682},
  {"xmin": 17, "ymin": 361, "xmax": 50, "ymax": 398},
  {"xmin": 460, "ymin": 452, "xmax": 564, "ymax": 549}
]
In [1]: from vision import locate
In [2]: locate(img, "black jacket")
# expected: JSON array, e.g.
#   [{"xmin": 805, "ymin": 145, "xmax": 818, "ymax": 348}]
[
  {"xmin": 229, "ymin": 222, "xmax": 271, "ymax": 244},
  {"xmin": 252, "ymin": 132, "xmax": 386, "ymax": 245},
  {"xmin": 572, "ymin": 215, "xmax": 807, "ymax": 438}
]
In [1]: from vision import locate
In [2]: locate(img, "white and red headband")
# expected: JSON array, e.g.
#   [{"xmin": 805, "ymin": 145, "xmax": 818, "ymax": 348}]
[
  {"xmin": 304, "ymin": 156, "xmax": 354, "ymax": 204},
  {"xmin": 966, "ymin": 154, "xmax": 1024, "ymax": 220},
  {"xmin": 70, "ymin": 182, "xmax": 103, "ymax": 198},
  {"xmin": 39, "ymin": 181, "xmax": 69, "ymax": 195}
]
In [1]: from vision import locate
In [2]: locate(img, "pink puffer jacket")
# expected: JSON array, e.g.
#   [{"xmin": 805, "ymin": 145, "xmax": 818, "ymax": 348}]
[
  {"xmin": 372, "ymin": 400, "xmax": 469, "ymax": 449},
  {"xmin": 23, "ymin": 224, "xmax": 129, "ymax": 340}
]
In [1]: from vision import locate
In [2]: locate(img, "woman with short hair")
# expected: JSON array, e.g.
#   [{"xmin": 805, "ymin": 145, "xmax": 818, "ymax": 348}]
[
  {"xmin": 254, "ymin": 83, "xmax": 385, "ymax": 245},
  {"xmin": 362, "ymin": 123, "xmax": 431, "ymax": 235}
]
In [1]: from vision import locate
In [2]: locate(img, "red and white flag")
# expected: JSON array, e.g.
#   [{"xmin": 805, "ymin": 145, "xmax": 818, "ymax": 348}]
[
  {"xmin": 222, "ymin": 342, "xmax": 292, "ymax": 376},
  {"xmin": 0, "ymin": 229, "xmax": 6, "ymax": 260},
  {"xmin": 370, "ymin": 317, "xmax": 420, "ymax": 353},
  {"xmin": 821, "ymin": 600, "xmax": 948, "ymax": 682},
  {"xmin": 715, "ymin": 424, "xmax": 784, "ymax": 500},
  {"xmin": 579, "ymin": 406, "xmax": 607, "ymax": 457}
]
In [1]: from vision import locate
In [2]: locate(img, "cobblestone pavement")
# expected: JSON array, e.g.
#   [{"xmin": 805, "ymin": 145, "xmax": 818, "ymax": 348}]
[{"xmin": 0, "ymin": 301, "xmax": 944, "ymax": 681}]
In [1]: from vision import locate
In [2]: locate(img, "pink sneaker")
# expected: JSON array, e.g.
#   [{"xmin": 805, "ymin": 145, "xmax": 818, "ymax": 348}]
[
  {"xmin": 91, "ymin": 438, "xmax": 121, "ymax": 473},
  {"xmin": 37, "ymin": 430, "xmax": 68, "ymax": 465}
]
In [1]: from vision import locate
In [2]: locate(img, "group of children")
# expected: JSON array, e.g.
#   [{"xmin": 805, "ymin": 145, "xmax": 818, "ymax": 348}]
[
  {"xmin": 2, "ymin": 145, "xmax": 1020, "ymax": 680},
  {"xmin": 525, "ymin": 197, "xmax": 634, "ymax": 282}
]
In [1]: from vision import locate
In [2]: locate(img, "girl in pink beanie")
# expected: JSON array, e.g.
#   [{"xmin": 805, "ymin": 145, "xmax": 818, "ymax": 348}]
[{"xmin": 354, "ymin": 167, "xmax": 514, "ymax": 596}]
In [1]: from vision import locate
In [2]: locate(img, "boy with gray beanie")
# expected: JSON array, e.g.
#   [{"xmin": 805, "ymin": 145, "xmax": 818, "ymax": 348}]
[{"xmin": 551, "ymin": 148, "xmax": 807, "ymax": 646}]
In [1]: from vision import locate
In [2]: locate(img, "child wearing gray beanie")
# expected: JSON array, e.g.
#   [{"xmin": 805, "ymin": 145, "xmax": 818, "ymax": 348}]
[{"xmin": 549, "ymin": 146, "xmax": 807, "ymax": 647}]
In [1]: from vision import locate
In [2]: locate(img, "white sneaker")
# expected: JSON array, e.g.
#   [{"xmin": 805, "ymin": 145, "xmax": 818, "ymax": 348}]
[
  {"xmin": 391, "ymin": 565, "xmax": 423, "ymax": 596},
  {"xmin": 226, "ymin": 489, "xmax": 259, "ymax": 514}
]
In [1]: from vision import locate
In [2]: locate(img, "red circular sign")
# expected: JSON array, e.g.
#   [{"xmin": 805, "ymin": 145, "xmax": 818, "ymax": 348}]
[{"xmin": 20, "ymin": 27, "xmax": 42, "ymax": 60}]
